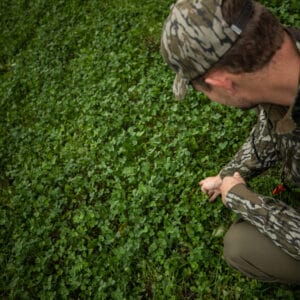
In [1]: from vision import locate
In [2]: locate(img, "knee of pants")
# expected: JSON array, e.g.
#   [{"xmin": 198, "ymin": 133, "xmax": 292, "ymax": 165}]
[
  {"xmin": 221, "ymin": 221, "xmax": 267, "ymax": 281},
  {"xmin": 223, "ymin": 220, "xmax": 300, "ymax": 284},
  {"xmin": 223, "ymin": 222, "xmax": 245, "ymax": 267}
]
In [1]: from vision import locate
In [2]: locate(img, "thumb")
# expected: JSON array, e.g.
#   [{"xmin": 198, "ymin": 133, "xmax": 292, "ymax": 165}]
[
  {"xmin": 232, "ymin": 172, "xmax": 246, "ymax": 185},
  {"xmin": 233, "ymin": 172, "xmax": 242, "ymax": 178}
]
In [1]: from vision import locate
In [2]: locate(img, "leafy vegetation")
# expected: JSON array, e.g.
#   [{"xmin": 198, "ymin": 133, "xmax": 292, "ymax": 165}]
[{"xmin": 0, "ymin": 0, "xmax": 299, "ymax": 299}]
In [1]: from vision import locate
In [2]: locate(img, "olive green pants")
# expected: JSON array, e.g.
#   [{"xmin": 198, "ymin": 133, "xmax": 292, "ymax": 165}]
[{"xmin": 223, "ymin": 219, "xmax": 300, "ymax": 284}]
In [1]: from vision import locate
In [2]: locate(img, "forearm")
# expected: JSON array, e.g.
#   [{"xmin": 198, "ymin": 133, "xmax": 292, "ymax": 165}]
[{"xmin": 226, "ymin": 184, "xmax": 300, "ymax": 260}]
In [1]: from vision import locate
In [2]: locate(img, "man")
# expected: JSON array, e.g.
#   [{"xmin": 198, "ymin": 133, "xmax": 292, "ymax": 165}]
[{"xmin": 160, "ymin": 0, "xmax": 300, "ymax": 284}]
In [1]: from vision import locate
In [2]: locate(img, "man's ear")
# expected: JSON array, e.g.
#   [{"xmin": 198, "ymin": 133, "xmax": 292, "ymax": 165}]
[{"xmin": 204, "ymin": 71, "xmax": 235, "ymax": 94}]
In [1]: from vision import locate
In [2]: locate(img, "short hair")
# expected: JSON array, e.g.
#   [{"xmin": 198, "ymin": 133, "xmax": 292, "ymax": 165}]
[{"xmin": 193, "ymin": 0, "xmax": 285, "ymax": 90}]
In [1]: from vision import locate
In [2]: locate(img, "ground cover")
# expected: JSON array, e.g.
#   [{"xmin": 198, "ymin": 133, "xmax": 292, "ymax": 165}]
[{"xmin": 0, "ymin": 0, "xmax": 299, "ymax": 298}]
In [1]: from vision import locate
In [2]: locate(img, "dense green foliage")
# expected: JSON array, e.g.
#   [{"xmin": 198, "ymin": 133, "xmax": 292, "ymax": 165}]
[{"xmin": 0, "ymin": 0, "xmax": 299, "ymax": 299}]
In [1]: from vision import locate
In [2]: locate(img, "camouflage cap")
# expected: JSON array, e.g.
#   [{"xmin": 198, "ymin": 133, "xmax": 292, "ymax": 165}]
[{"xmin": 161, "ymin": 0, "xmax": 253, "ymax": 99}]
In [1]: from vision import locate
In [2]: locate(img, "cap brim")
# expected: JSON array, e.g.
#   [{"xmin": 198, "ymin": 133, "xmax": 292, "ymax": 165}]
[{"xmin": 173, "ymin": 74, "xmax": 189, "ymax": 100}]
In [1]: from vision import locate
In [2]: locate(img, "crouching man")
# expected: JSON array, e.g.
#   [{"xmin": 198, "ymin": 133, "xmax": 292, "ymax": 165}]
[{"xmin": 161, "ymin": 0, "xmax": 300, "ymax": 283}]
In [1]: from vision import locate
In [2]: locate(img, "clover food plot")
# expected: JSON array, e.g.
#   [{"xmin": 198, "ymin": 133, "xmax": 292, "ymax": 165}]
[{"xmin": 0, "ymin": 0, "xmax": 299, "ymax": 298}]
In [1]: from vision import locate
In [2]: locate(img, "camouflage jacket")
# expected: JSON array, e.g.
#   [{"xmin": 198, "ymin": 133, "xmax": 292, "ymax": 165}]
[{"xmin": 219, "ymin": 27, "xmax": 300, "ymax": 260}]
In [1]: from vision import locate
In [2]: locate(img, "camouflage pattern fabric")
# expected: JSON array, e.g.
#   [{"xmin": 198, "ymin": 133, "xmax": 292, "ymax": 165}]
[
  {"xmin": 221, "ymin": 27, "xmax": 300, "ymax": 260},
  {"xmin": 219, "ymin": 102, "xmax": 300, "ymax": 185},
  {"xmin": 160, "ymin": 0, "xmax": 240, "ymax": 99},
  {"xmin": 219, "ymin": 105, "xmax": 282, "ymax": 180},
  {"xmin": 226, "ymin": 185, "xmax": 300, "ymax": 260}
]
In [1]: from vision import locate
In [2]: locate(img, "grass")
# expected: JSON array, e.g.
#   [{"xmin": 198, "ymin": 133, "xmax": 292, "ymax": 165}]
[{"xmin": 0, "ymin": 0, "xmax": 299, "ymax": 298}]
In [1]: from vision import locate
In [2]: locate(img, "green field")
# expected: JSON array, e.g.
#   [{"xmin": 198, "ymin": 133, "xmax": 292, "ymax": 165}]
[{"xmin": 1, "ymin": 0, "xmax": 299, "ymax": 298}]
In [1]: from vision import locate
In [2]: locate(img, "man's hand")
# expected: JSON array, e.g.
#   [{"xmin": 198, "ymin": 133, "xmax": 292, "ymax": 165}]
[
  {"xmin": 199, "ymin": 172, "xmax": 246, "ymax": 204},
  {"xmin": 199, "ymin": 174, "xmax": 222, "ymax": 202},
  {"xmin": 220, "ymin": 172, "xmax": 246, "ymax": 205}
]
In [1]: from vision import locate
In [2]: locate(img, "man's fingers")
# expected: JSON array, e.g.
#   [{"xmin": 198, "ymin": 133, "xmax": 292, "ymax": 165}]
[
  {"xmin": 209, "ymin": 191, "xmax": 220, "ymax": 202},
  {"xmin": 200, "ymin": 184, "xmax": 208, "ymax": 194},
  {"xmin": 199, "ymin": 173, "xmax": 243, "ymax": 203},
  {"xmin": 199, "ymin": 175, "xmax": 223, "ymax": 200}
]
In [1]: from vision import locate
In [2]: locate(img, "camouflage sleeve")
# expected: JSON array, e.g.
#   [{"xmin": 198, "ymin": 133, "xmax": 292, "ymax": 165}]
[
  {"xmin": 219, "ymin": 106, "xmax": 280, "ymax": 180},
  {"xmin": 226, "ymin": 184, "xmax": 300, "ymax": 260}
]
